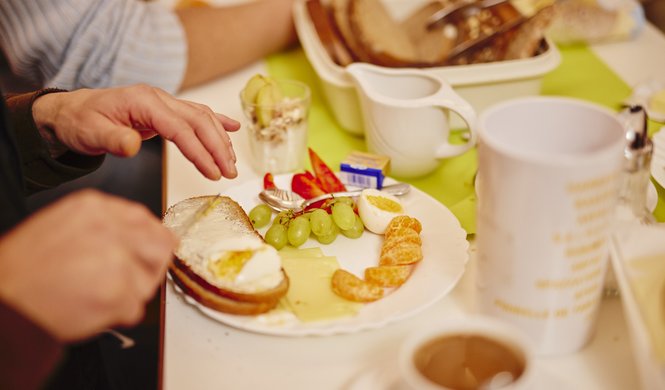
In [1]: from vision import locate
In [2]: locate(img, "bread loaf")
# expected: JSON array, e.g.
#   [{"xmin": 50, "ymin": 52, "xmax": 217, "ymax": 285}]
[{"xmin": 163, "ymin": 196, "xmax": 288, "ymax": 315}]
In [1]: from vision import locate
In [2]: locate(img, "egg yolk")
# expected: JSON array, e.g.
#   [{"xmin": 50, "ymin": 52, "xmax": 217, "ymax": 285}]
[
  {"xmin": 209, "ymin": 250, "xmax": 253, "ymax": 280},
  {"xmin": 367, "ymin": 195, "xmax": 403, "ymax": 213}
]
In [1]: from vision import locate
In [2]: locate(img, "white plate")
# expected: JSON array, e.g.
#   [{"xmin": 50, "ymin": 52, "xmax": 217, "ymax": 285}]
[
  {"xmin": 652, "ymin": 128, "xmax": 665, "ymax": 189},
  {"xmin": 625, "ymin": 79, "xmax": 665, "ymax": 123},
  {"xmin": 169, "ymin": 175, "xmax": 470, "ymax": 336}
]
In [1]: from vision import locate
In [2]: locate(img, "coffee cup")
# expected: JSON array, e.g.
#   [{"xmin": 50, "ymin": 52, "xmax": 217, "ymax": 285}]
[
  {"xmin": 398, "ymin": 316, "xmax": 536, "ymax": 390},
  {"xmin": 475, "ymin": 97, "xmax": 626, "ymax": 356},
  {"xmin": 347, "ymin": 63, "xmax": 477, "ymax": 178}
]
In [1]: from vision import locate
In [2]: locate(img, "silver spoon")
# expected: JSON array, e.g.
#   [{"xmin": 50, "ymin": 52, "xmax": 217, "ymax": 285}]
[{"xmin": 259, "ymin": 183, "xmax": 411, "ymax": 212}]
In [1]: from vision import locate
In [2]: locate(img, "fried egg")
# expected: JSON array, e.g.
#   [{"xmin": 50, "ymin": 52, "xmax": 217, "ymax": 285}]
[
  {"xmin": 178, "ymin": 231, "xmax": 282, "ymax": 293},
  {"xmin": 357, "ymin": 188, "xmax": 405, "ymax": 234}
]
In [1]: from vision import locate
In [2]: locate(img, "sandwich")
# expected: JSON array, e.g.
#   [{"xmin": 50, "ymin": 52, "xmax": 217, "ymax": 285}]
[{"xmin": 163, "ymin": 196, "xmax": 289, "ymax": 315}]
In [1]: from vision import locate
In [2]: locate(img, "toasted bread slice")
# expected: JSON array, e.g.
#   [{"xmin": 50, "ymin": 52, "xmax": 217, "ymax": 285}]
[
  {"xmin": 504, "ymin": 6, "xmax": 554, "ymax": 60},
  {"xmin": 163, "ymin": 196, "xmax": 288, "ymax": 315},
  {"xmin": 329, "ymin": 0, "xmax": 371, "ymax": 62},
  {"xmin": 401, "ymin": 1, "xmax": 456, "ymax": 64},
  {"xmin": 348, "ymin": 0, "xmax": 422, "ymax": 67},
  {"xmin": 306, "ymin": 0, "xmax": 354, "ymax": 66}
]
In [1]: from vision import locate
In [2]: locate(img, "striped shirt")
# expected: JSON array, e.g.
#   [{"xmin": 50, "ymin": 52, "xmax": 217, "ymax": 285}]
[{"xmin": 0, "ymin": 0, "xmax": 187, "ymax": 93}]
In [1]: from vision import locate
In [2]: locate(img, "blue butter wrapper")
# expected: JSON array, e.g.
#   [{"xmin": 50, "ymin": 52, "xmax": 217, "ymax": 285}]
[{"xmin": 339, "ymin": 151, "xmax": 390, "ymax": 189}]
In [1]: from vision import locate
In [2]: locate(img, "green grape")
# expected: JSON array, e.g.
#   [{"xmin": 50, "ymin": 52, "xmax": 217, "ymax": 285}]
[
  {"xmin": 310, "ymin": 209, "xmax": 333, "ymax": 237},
  {"xmin": 287, "ymin": 216, "xmax": 311, "ymax": 247},
  {"xmin": 265, "ymin": 223, "xmax": 288, "ymax": 250},
  {"xmin": 248, "ymin": 204, "xmax": 272, "ymax": 228},
  {"xmin": 331, "ymin": 202, "xmax": 355, "ymax": 231},
  {"xmin": 341, "ymin": 214, "xmax": 365, "ymax": 239},
  {"xmin": 335, "ymin": 196, "xmax": 355, "ymax": 206},
  {"xmin": 316, "ymin": 223, "xmax": 339, "ymax": 245},
  {"xmin": 273, "ymin": 211, "xmax": 292, "ymax": 226}
]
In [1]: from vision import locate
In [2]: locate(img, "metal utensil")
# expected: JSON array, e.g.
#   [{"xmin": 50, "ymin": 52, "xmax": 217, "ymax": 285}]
[
  {"xmin": 259, "ymin": 183, "xmax": 411, "ymax": 212},
  {"xmin": 173, "ymin": 193, "xmax": 223, "ymax": 237},
  {"xmin": 425, "ymin": 0, "xmax": 508, "ymax": 31}
]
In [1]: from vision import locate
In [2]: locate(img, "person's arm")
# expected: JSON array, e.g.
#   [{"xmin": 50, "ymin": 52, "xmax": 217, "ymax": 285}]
[
  {"xmin": 30, "ymin": 85, "xmax": 240, "ymax": 180},
  {"xmin": 0, "ymin": 0, "xmax": 295, "ymax": 93},
  {"xmin": 4, "ymin": 89, "xmax": 104, "ymax": 194},
  {"xmin": 176, "ymin": 0, "xmax": 298, "ymax": 90},
  {"xmin": 0, "ymin": 0, "xmax": 187, "ymax": 93},
  {"xmin": 0, "ymin": 301, "xmax": 62, "ymax": 390}
]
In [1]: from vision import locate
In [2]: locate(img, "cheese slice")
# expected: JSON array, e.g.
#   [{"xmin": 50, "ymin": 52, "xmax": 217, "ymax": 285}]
[{"xmin": 279, "ymin": 248, "xmax": 361, "ymax": 322}]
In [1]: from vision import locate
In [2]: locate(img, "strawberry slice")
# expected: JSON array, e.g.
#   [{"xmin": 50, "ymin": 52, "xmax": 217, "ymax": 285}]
[
  {"xmin": 302, "ymin": 170, "xmax": 323, "ymax": 191},
  {"xmin": 308, "ymin": 148, "xmax": 346, "ymax": 193},
  {"xmin": 263, "ymin": 172, "xmax": 276, "ymax": 190},
  {"xmin": 291, "ymin": 172, "xmax": 326, "ymax": 199}
]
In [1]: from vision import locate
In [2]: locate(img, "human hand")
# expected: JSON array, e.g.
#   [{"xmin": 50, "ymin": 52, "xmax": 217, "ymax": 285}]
[
  {"xmin": 32, "ymin": 85, "xmax": 240, "ymax": 180},
  {"xmin": 0, "ymin": 190, "xmax": 177, "ymax": 342}
]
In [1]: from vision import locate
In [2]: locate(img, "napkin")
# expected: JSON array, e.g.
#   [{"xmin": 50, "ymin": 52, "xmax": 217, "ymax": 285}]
[{"xmin": 266, "ymin": 44, "xmax": 663, "ymax": 235}]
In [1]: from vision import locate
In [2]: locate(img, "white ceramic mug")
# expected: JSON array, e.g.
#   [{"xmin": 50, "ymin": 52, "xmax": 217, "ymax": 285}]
[
  {"xmin": 398, "ymin": 316, "xmax": 536, "ymax": 390},
  {"xmin": 347, "ymin": 63, "xmax": 477, "ymax": 178},
  {"xmin": 475, "ymin": 97, "xmax": 626, "ymax": 356}
]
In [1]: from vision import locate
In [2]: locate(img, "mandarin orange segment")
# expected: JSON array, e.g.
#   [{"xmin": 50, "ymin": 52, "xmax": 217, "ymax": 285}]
[
  {"xmin": 379, "ymin": 244, "xmax": 423, "ymax": 266},
  {"xmin": 364, "ymin": 265, "xmax": 413, "ymax": 287},
  {"xmin": 331, "ymin": 269, "xmax": 384, "ymax": 302},
  {"xmin": 380, "ymin": 228, "xmax": 421, "ymax": 254},
  {"xmin": 384, "ymin": 216, "xmax": 422, "ymax": 238}
]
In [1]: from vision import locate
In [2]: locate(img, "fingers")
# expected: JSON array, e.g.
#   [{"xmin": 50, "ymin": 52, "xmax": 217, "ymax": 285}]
[
  {"xmin": 100, "ymin": 194, "xmax": 177, "ymax": 277},
  {"xmin": 215, "ymin": 113, "xmax": 241, "ymax": 132},
  {"xmin": 151, "ymin": 89, "xmax": 238, "ymax": 179},
  {"xmin": 45, "ymin": 85, "xmax": 240, "ymax": 181},
  {"xmin": 94, "ymin": 124, "xmax": 143, "ymax": 157}
]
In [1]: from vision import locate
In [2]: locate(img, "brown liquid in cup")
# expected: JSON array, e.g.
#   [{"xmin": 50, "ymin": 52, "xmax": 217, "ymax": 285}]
[{"xmin": 413, "ymin": 334, "xmax": 526, "ymax": 390}]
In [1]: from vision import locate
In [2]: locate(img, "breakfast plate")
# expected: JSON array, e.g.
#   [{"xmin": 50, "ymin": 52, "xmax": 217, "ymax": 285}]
[{"xmin": 170, "ymin": 175, "xmax": 469, "ymax": 336}]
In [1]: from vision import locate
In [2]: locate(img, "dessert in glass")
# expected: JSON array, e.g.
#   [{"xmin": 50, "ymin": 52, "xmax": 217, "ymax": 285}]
[{"xmin": 240, "ymin": 75, "xmax": 311, "ymax": 174}]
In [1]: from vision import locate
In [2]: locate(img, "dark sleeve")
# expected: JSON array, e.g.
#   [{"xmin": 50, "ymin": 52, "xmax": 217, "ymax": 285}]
[
  {"xmin": 4, "ymin": 89, "xmax": 104, "ymax": 194},
  {"xmin": 0, "ymin": 300, "xmax": 62, "ymax": 390}
]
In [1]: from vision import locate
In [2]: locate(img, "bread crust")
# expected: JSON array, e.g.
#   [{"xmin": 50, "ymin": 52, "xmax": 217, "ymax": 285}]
[
  {"xmin": 163, "ymin": 195, "xmax": 289, "ymax": 315},
  {"xmin": 169, "ymin": 266, "xmax": 281, "ymax": 316}
]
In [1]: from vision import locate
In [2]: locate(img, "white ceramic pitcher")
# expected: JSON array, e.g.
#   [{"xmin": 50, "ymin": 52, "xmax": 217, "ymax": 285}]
[{"xmin": 346, "ymin": 63, "xmax": 477, "ymax": 178}]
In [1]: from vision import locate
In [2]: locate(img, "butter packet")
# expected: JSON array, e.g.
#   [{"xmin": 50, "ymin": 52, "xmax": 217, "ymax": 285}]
[{"xmin": 339, "ymin": 151, "xmax": 390, "ymax": 189}]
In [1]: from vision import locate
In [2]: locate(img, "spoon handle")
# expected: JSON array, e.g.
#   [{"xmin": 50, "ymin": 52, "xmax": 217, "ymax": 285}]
[{"xmin": 301, "ymin": 182, "xmax": 410, "ymax": 210}]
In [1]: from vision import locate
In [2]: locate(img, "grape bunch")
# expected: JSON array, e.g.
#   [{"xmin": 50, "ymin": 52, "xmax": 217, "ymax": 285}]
[{"xmin": 248, "ymin": 197, "xmax": 365, "ymax": 250}]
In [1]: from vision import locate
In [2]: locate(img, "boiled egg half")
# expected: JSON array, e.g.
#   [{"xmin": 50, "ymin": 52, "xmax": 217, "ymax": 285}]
[{"xmin": 357, "ymin": 188, "xmax": 405, "ymax": 234}]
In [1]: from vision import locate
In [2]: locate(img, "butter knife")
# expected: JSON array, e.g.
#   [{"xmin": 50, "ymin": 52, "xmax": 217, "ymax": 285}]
[{"xmin": 174, "ymin": 193, "xmax": 223, "ymax": 238}]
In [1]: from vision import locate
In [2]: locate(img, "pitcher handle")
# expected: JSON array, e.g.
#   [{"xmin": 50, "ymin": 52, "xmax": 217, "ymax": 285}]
[{"xmin": 428, "ymin": 82, "xmax": 478, "ymax": 159}]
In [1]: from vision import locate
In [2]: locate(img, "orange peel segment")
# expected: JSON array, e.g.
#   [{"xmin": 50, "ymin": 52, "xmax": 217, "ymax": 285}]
[
  {"xmin": 365, "ymin": 265, "xmax": 413, "ymax": 287},
  {"xmin": 331, "ymin": 269, "xmax": 384, "ymax": 302}
]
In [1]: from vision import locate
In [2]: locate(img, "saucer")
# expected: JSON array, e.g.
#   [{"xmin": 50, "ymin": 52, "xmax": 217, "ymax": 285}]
[{"xmin": 345, "ymin": 356, "xmax": 573, "ymax": 390}]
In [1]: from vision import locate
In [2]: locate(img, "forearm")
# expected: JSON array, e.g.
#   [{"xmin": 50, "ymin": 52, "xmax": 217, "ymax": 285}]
[
  {"xmin": 4, "ymin": 90, "xmax": 104, "ymax": 194},
  {"xmin": 0, "ymin": 300, "xmax": 62, "ymax": 390},
  {"xmin": 177, "ymin": 0, "xmax": 297, "ymax": 90},
  {"xmin": 0, "ymin": 0, "xmax": 186, "ymax": 93}
]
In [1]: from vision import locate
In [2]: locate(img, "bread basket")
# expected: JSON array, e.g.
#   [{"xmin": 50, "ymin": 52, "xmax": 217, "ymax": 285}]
[{"xmin": 293, "ymin": 0, "xmax": 561, "ymax": 135}]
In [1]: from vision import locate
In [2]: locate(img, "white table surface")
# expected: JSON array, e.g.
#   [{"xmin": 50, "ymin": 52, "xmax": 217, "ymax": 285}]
[{"xmin": 162, "ymin": 23, "xmax": 665, "ymax": 390}]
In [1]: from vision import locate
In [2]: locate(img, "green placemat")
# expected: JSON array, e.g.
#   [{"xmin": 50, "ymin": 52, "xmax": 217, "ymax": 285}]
[{"xmin": 266, "ymin": 44, "xmax": 665, "ymax": 234}]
